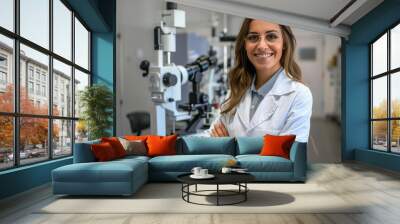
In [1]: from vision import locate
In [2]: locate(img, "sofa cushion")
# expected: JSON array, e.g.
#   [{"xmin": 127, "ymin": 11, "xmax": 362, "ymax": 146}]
[
  {"xmin": 118, "ymin": 138, "xmax": 147, "ymax": 156},
  {"xmin": 91, "ymin": 142, "xmax": 118, "ymax": 161},
  {"xmin": 52, "ymin": 158, "xmax": 147, "ymax": 183},
  {"xmin": 260, "ymin": 134, "xmax": 296, "ymax": 159},
  {"xmin": 101, "ymin": 137, "xmax": 127, "ymax": 158},
  {"xmin": 236, "ymin": 155, "xmax": 293, "ymax": 172},
  {"xmin": 148, "ymin": 154, "xmax": 235, "ymax": 172},
  {"xmin": 147, "ymin": 135, "xmax": 177, "ymax": 157},
  {"xmin": 236, "ymin": 137, "xmax": 263, "ymax": 155},
  {"xmin": 177, "ymin": 137, "xmax": 235, "ymax": 155}
]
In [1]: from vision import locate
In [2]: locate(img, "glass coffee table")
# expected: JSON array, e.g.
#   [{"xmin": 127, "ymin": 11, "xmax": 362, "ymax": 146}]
[{"xmin": 177, "ymin": 172, "xmax": 255, "ymax": 206}]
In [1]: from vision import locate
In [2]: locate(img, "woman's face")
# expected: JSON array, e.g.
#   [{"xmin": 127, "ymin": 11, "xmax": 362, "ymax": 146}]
[{"xmin": 245, "ymin": 20, "xmax": 284, "ymax": 74}]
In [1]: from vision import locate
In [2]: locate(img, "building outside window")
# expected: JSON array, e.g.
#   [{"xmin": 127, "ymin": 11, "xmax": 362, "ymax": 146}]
[{"xmin": 370, "ymin": 23, "xmax": 400, "ymax": 154}]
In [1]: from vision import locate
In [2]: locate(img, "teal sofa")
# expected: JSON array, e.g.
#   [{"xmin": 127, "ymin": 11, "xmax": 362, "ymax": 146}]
[{"xmin": 52, "ymin": 137, "xmax": 307, "ymax": 196}]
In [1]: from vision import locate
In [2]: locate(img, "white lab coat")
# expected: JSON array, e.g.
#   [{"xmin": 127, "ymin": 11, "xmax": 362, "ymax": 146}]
[{"xmin": 207, "ymin": 70, "xmax": 313, "ymax": 143}]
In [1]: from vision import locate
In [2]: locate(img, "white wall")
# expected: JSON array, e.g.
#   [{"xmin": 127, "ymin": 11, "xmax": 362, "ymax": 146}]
[{"xmin": 116, "ymin": 0, "xmax": 164, "ymax": 135}]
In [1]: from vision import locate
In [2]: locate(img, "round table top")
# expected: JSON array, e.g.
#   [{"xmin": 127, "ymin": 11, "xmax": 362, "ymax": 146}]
[{"xmin": 177, "ymin": 172, "xmax": 255, "ymax": 185}]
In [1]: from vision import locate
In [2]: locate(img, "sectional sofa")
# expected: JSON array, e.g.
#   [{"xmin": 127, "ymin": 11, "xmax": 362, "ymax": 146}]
[{"xmin": 52, "ymin": 136, "xmax": 307, "ymax": 196}]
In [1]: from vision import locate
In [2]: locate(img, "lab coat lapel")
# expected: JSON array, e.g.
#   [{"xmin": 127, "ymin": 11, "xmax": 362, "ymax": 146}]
[
  {"xmin": 248, "ymin": 69, "xmax": 294, "ymax": 131},
  {"xmin": 249, "ymin": 95, "xmax": 277, "ymax": 130},
  {"xmin": 237, "ymin": 90, "xmax": 251, "ymax": 129}
]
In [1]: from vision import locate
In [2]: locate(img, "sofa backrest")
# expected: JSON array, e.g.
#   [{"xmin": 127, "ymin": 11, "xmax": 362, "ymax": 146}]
[
  {"xmin": 236, "ymin": 136, "xmax": 264, "ymax": 155},
  {"xmin": 177, "ymin": 136, "xmax": 236, "ymax": 155},
  {"xmin": 73, "ymin": 139, "xmax": 100, "ymax": 163}
]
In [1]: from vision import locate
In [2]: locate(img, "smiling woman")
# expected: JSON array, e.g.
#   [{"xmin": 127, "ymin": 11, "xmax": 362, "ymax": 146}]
[{"xmin": 208, "ymin": 18, "xmax": 313, "ymax": 143}]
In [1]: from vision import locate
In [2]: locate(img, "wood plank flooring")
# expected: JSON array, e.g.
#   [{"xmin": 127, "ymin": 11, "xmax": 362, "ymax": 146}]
[{"xmin": 1, "ymin": 162, "xmax": 400, "ymax": 224}]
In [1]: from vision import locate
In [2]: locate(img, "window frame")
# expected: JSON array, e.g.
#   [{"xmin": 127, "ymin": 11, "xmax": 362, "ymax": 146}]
[
  {"xmin": 0, "ymin": 0, "xmax": 92, "ymax": 171},
  {"xmin": 370, "ymin": 20, "xmax": 400, "ymax": 154}
]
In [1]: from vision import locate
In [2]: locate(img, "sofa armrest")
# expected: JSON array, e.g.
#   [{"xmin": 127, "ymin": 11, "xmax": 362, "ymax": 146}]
[
  {"xmin": 289, "ymin": 142, "xmax": 307, "ymax": 181},
  {"xmin": 73, "ymin": 140, "xmax": 100, "ymax": 163}
]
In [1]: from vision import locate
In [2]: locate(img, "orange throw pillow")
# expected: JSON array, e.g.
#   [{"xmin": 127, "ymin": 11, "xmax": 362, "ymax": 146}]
[
  {"xmin": 259, "ymin": 134, "xmax": 296, "ymax": 159},
  {"xmin": 124, "ymin": 135, "xmax": 148, "ymax": 141},
  {"xmin": 101, "ymin": 137, "xmax": 127, "ymax": 158},
  {"xmin": 146, "ymin": 135, "xmax": 177, "ymax": 157},
  {"xmin": 91, "ymin": 142, "xmax": 117, "ymax": 161}
]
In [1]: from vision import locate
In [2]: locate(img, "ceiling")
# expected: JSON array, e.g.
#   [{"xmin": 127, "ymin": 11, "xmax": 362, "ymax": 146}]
[
  {"xmin": 172, "ymin": 0, "xmax": 384, "ymax": 37},
  {"xmin": 225, "ymin": 0, "xmax": 352, "ymax": 24}
]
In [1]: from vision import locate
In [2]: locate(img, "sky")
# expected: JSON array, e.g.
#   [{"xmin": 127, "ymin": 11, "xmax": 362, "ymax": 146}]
[
  {"xmin": 0, "ymin": 0, "xmax": 89, "ymax": 75},
  {"xmin": 372, "ymin": 32, "xmax": 400, "ymax": 109}
]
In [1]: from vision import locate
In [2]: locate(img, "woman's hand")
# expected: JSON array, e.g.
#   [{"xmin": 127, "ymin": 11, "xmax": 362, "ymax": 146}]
[{"xmin": 210, "ymin": 122, "xmax": 229, "ymax": 137}]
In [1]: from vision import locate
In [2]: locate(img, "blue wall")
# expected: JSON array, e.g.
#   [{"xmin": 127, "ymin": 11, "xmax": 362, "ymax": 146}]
[
  {"xmin": 343, "ymin": 0, "xmax": 400, "ymax": 171},
  {"xmin": 0, "ymin": 0, "xmax": 116, "ymax": 200},
  {"xmin": 0, "ymin": 158, "xmax": 72, "ymax": 199}
]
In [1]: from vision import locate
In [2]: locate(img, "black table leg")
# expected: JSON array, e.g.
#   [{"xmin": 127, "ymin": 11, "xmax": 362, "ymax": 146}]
[
  {"xmin": 217, "ymin": 184, "xmax": 219, "ymax": 206},
  {"xmin": 245, "ymin": 183, "xmax": 247, "ymax": 201}
]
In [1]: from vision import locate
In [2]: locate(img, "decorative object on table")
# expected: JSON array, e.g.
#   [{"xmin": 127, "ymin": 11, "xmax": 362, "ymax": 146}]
[
  {"xmin": 221, "ymin": 159, "xmax": 240, "ymax": 173},
  {"xmin": 79, "ymin": 84, "xmax": 113, "ymax": 140},
  {"xmin": 221, "ymin": 167, "xmax": 232, "ymax": 173},
  {"xmin": 191, "ymin": 167, "xmax": 202, "ymax": 176},
  {"xmin": 190, "ymin": 167, "xmax": 214, "ymax": 179},
  {"xmin": 222, "ymin": 167, "xmax": 248, "ymax": 174}
]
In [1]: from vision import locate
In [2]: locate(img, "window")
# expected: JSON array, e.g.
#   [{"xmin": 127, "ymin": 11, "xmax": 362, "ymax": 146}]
[
  {"xmin": 42, "ymin": 85, "xmax": 46, "ymax": 97},
  {"xmin": 20, "ymin": 0, "xmax": 49, "ymax": 49},
  {"xmin": 28, "ymin": 81, "xmax": 34, "ymax": 94},
  {"xmin": 371, "ymin": 23, "xmax": 400, "ymax": 154},
  {"xmin": 75, "ymin": 18, "xmax": 89, "ymax": 70},
  {"xmin": 53, "ymin": 0, "xmax": 72, "ymax": 60},
  {"xmin": 0, "ymin": 71, "xmax": 6, "ymax": 85},
  {"xmin": 28, "ymin": 67, "xmax": 34, "ymax": 80},
  {"xmin": 0, "ymin": 0, "xmax": 91, "ymax": 170},
  {"xmin": 0, "ymin": 54, "xmax": 7, "ymax": 67},
  {"xmin": 53, "ymin": 59, "xmax": 72, "ymax": 117},
  {"xmin": 35, "ymin": 70, "xmax": 41, "ymax": 81},
  {"xmin": 0, "ymin": 54, "xmax": 8, "ymax": 89},
  {"xmin": 0, "ymin": 0, "xmax": 14, "ymax": 32},
  {"xmin": 0, "ymin": 35, "xmax": 13, "ymax": 113},
  {"xmin": 35, "ymin": 83, "xmax": 40, "ymax": 95}
]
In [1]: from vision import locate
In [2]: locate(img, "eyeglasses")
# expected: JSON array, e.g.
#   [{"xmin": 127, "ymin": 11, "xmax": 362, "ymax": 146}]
[{"xmin": 245, "ymin": 32, "xmax": 281, "ymax": 43}]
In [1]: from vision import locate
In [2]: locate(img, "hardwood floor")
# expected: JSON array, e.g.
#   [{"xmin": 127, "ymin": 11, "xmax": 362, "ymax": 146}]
[{"xmin": 1, "ymin": 162, "xmax": 400, "ymax": 224}]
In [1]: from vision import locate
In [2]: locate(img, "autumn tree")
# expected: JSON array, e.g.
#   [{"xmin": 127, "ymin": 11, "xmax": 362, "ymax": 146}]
[
  {"xmin": 372, "ymin": 99, "xmax": 400, "ymax": 144},
  {"xmin": 0, "ymin": 84, "xmax": 60, "ymax": 152}
]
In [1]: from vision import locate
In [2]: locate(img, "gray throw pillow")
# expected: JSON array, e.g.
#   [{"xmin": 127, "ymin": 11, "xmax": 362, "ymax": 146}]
[{"xmin": 118, "ymin": 137, "xmax": 147, "ymax": 156}]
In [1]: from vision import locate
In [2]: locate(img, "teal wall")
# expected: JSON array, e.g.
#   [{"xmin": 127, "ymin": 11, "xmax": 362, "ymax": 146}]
[
  {"xmin": 91, "ymin": 0, "xmax": 116, "ymax": 135},
  {"xmin": 343, "ymin": 0, "xmax": 400, "ymax": 171},
  {"xmin": 0, "ymin": 158, "xmax": 72, "ymax": 199},
  {"xmin": 0, "ymin": 0, "xmax": 116, "ymax": 200}
]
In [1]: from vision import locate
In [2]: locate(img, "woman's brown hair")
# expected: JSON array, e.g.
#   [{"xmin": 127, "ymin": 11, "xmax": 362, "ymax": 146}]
[{"xmin": 221, "ymin": 18, "xmax": 302, "ymax": 116}]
